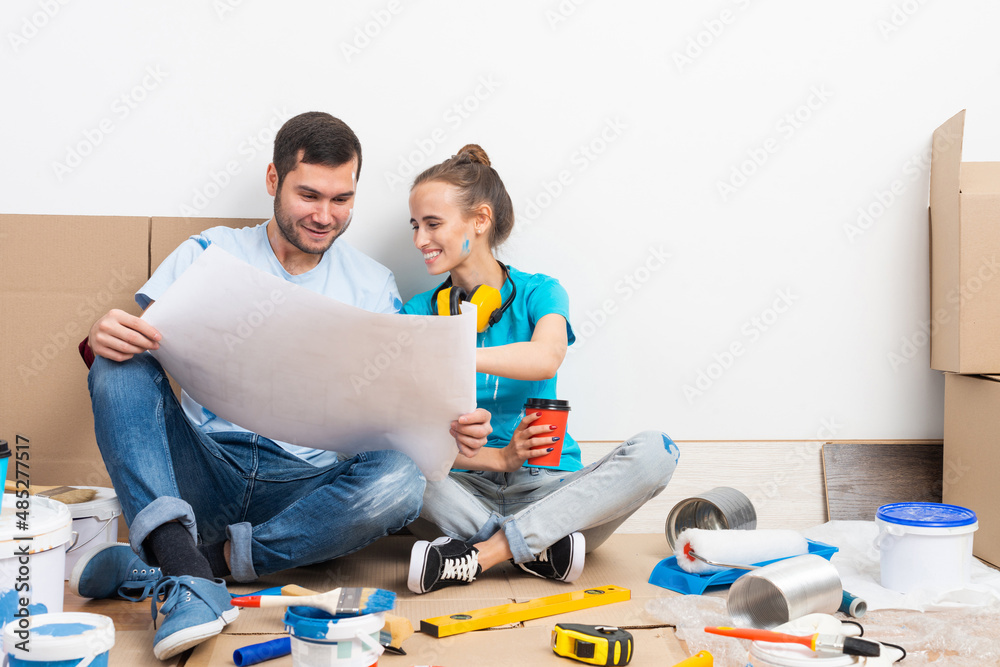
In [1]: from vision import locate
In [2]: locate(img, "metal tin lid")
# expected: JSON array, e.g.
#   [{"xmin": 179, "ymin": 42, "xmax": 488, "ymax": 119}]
[{"xmin": 876, "ymin": 502, "xmax": 977, "ymax": 527}]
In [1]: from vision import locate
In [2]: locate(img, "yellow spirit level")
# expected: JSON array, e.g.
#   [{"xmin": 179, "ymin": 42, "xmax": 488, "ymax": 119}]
[
  {"xmin": 552, "ymin": 624, "xmax": 634, "ymax": 666},
  {"xmin": 420, "ymin": 585, "xmax": 630, "ymax": 638}
]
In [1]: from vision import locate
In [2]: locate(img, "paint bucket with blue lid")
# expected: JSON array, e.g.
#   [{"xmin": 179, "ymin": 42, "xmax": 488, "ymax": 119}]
[
  {"xmin": 283, "ymin": 606, "xmax": 384, "ymax": 667},
  {"xmin": 3, "ymin": 612, "xmax": 114, "ymax": 667},
  {"xmin": 876, "ymin": 502, "xmax": 978, "ymax": 594},
  {"xmin": 0, "ymin": 496, "xmax": 73, "ymax": 656}
]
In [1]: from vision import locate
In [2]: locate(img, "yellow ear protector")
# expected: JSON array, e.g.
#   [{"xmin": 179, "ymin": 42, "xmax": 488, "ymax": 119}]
[{"xmin": 432, "ymin": 261, "xmax": 516, "ymax": 333}]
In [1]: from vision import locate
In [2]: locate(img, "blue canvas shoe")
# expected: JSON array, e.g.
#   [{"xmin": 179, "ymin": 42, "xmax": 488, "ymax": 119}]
[
  {"xmin": 151, "ymin": 576, "xmax": 238, "ymax": 660},
  {"xmin": 69, "ymin": 543, "xmax": 162, "ymax": 601}
]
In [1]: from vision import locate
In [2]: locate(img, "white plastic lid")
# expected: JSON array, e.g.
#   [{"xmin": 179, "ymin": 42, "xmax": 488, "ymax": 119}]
[
  {"xmin": 4, "ymin": 612, "xmax": 115, "ymax": 660},
  {"xmin": 67, "ymin": 487, "xmax": 122, "ymax": 521},
  {"xmin": 0, "ymin": 495, "xmax": 73, "ymax": 558}
]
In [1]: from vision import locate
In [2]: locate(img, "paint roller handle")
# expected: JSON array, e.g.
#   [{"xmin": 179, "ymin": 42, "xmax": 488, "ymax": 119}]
[{"xmin": 232, "ymin": 637, "xmax": 291, "ymax": 666}]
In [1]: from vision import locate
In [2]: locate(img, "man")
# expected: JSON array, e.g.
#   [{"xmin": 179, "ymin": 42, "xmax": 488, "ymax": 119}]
[{"xmin": 73, "ymin": 112, "xmax": 491, "ymax": 660}]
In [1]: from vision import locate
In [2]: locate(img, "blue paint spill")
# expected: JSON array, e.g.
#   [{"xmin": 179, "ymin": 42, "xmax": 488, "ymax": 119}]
[
  {"xmin": 392, "ymin": 296, "xmax": 402, "ymax": 310},
  {"xmin": 0, "ymin": 588, "xmax": 48, "ymax": 626},
  {"xmin": 662, "ymin": 434, "xmax": 678, "ymax": 453},
  {"xmin": 33, "ymin": 622, "xmax": 95, "ymax": 637}
]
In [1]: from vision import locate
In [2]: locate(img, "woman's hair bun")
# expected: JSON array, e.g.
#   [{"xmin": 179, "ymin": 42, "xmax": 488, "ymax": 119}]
[{"xmin": 456, "ymin": 144, "xmax": 491, "ymax": 167}]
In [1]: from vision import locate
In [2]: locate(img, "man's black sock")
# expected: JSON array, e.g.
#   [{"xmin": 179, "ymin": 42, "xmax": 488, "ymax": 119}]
[
  {"xmin": 144, "ymin": 522, "xmax": 214, "ymax": 579},
  {"xmin": 198, "ymin": 542, "xmax": 231, "ymax": 579}
]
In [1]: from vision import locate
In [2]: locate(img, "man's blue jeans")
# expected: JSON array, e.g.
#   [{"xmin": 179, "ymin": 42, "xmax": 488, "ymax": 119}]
[{"xmin": 88, "ymin": 353, "xmax": 424, "ymax": 582}]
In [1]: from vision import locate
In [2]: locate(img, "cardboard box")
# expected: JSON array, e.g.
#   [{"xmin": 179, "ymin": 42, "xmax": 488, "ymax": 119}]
[
  {"xmin": 0, "ymin": 215, "xmax": 148, "ymax": 488},
  {"xmin": 929, "ymin": 109, "xmax": 1000, "ymax": 373},
  {"xmin": 0, "ymin": 215, "xmax": 255, "ymax": 491},
  {"xmin": 943, "ymin": 372, "xmax": 1000, "ymax": 566}
]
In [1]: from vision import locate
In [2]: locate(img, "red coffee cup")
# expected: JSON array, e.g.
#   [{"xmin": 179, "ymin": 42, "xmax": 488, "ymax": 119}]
[{"xmin": 524, "ymin": 398, "xmax": 571, "ymax": 468}]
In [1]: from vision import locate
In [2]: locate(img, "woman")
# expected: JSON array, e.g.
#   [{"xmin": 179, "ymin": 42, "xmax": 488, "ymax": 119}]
[{"xmin": 402, "ymin": 144, "xmax": 679, "ymax": 594}]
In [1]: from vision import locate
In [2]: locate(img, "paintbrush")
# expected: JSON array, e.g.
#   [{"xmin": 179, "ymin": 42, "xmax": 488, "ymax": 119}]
[
  {"xmin": 4, "ymin": 481, "xmax": 97, "ymax": 504},
  {"xmin": 230, "ymin": 586, "xmax": 396, "ymax": 616}
]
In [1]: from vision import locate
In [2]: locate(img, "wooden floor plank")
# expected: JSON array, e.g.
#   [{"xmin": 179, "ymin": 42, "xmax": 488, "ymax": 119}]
[{"xmin": 822, "ymin": 443, "xmax": 943, "ymax": 521}]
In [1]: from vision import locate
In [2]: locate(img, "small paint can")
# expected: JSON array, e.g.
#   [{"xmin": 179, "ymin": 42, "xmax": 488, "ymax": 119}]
[
  {"xmin": 664, "ymin": 487, "xmax": 757, "ymax": 549},
  {"xmin": 64, "ymin": 487, "xmax": 122, "ymax": 580},
  {"xmin": 284, "ymin": 606, "xmax": 384, "ymax": 667},
  {"xmin": 728, "ymin": 554, "xmax": 843, "ymax": 629},
  {"xmin": 3, "ymin": 612, "xmax": 115, "ymax": 667},
  {"xmin": 0, "ymin": 495, "xmax": 73, "ymax": 654}
]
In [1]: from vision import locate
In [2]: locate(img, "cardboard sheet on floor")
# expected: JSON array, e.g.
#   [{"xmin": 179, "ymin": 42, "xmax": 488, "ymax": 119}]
[
  {"xmin": 110, "ymin": 630, "xmax": 183, "ymax": 667},
  {"xmin": 142, "ymin": 245, "xmax": 477, "ymax": 481}
]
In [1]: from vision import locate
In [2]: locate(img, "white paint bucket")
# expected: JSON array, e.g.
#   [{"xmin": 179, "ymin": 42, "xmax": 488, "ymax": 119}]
[
  {"xmin": 284, "ymin": 606, "xmax": 384, "ymax": 667},
  {"xmin": 63, "ymin": 488, "xmax": 122, "ymax": 580},
  {"xmin": 0, "ymin": 495, "xmax": 73, "ymax": 654},
  {"xmin": 876, "ymin": 502, "xmax": 978, "ymax": 594},
  {"xmin": 3, "ymin": 612, "xmax": 114, "ymax": 667}
]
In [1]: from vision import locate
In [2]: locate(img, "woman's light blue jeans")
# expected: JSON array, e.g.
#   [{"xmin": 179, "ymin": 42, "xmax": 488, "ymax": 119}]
[
  {"xmin": 88, "ymin": 353, "xmax": 424, "ymax": 582},
  {"xmin": 412, "ymin": 431, "xmax": 679, "ymax": 563}
]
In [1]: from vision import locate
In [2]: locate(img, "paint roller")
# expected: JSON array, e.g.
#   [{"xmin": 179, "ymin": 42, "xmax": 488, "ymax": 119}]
[{"xmin": 673, "ymin": 528, "xmax": 810, "ymax": 574}]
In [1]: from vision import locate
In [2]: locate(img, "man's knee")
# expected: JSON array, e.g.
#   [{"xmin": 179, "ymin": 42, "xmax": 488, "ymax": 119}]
[
  {"xmin": 375, "ymin": 451, "xmax": 425, "ymax": 516},
  {"xmin": 89, "ymin": 352, "xmax": 162, "ymax": 396}
]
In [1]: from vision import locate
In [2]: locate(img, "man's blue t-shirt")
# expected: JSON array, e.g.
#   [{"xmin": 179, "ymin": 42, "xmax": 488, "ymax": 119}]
[
  {"xmin": 402, "ymin": 265, "xmax": 581, "ymax": 471},
  {"xmin": 137, "ymin": 220, "xmax": 402, "ymax": 466}
]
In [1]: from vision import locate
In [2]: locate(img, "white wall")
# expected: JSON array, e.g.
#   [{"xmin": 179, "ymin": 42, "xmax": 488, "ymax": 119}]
[{"xmin": 3, "ymin": 0, "xmax": 998, "ymax": 441}]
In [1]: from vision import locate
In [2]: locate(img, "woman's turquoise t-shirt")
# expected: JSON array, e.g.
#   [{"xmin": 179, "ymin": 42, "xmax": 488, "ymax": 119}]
[{"xmin": 402, "ymin": 265, "xmax": 581, "ymax": 471}]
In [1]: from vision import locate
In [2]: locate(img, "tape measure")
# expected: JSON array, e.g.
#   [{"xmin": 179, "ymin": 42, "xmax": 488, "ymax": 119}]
[{"xmin": 552, "ymin": 624, "xmax": 633, "ymax": 666}]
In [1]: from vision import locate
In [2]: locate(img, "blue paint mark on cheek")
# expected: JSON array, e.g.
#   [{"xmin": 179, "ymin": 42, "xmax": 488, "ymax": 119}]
[{"xmin": 462, "ymin": 237, "xmax": 470, "ymax": 254}]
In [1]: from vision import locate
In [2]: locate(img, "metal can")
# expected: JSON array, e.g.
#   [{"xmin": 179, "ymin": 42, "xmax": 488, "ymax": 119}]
[{"xmin": 664, "ymin": 486, "xmax": 757, "ymax": 549}]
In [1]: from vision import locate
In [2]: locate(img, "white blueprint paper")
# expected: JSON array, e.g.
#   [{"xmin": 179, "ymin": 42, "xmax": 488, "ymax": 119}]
[{"xmin": 142, "ymin": 244, "xmax": 476, "ymax": 481}]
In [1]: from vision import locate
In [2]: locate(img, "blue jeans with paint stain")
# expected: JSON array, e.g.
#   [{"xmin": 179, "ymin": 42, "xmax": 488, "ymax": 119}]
[
  {"xmin": 412, "ymin": 431, "xmax": 679, "ymax": 563},
  {"xmin": 87, "ymin": 353, "xmax": 424, "ymax": 582}
]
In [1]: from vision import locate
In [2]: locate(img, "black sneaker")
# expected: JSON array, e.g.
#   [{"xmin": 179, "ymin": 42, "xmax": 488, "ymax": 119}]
[
  {"xmin": 408, "ymin": 537, "xmax": 482, "ymax": 594},
  {"xmin": 514, "ymin": 532, "xmax": 585, "ymax": 582}
]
